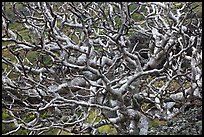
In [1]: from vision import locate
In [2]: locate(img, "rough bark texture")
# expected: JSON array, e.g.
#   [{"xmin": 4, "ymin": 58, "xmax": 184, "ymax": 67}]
[{"xmin": 2, "ymin": 2, "xmax": 202, "ymax": 135}]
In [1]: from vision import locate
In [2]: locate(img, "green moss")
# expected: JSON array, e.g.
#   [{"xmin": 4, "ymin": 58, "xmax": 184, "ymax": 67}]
[
  {"xmin": 2, "ymin": 123, "xmax": 16, "ymax": 134},
  {"xmin": 2, "ymin": 109, "xmax": 29, "ymax": 135},
  {"xmin": 132, "ymin": 13, "xmax": 144, "ymax": 21},
  {"xmin": 2, "ymin": 49, "xmax": 17, "ymax": 64},
  {"xmin": 192, "ymin": 2, "xmax": 202, "ymax": 14},
  {"xmin": 42, "ymin": 128, "xmax": 59, "ymax": 135},
  {"xmin": 168, "ymin": 80, "xmax": 180, "ymax": 92},
  {"xmin": 183, "ymin": 81, "xmax": 191, "ymax": 89},
  {"xmin": 87, "ymin": 109, "xmax": 103, "ymax": 123},
  {"xmin": 154, "ymin": 80, "xmax": 165, "ymax": 88},
  {"xmin": 86, "ymin": 109, "xmax": 118, "ymax": 135},
  {"xmin": 41, "ymin": 111, "xmax": 49, "ymax": 119},
  {"xmin": 129, "ymin": 4, "xmax": 137, "ymax": 12},
  {"xmin": 14, "ymin": 128, "xmax": 28, "ymax": 135},
  {"xmin": 141, "ymin": 103, "xmax": 153, "ymax": 112},
  {"xmin": 26, "ymin": 51, "xmax": 38, "ymax": 63},
  {"xmin": 98, "ymin": 124, "xmax": 117, "ymax": 135},
  {"xmin": 2, "ymin": 109, "xmax": 11, "ymax": 119},
  {"xmin": 173, "ymin": 2, "xmax": 185, "ymax": 9},
  {"xmin": 149, "ymin": 118, "xmax": 167, "ymax": 128},
  {"xmin": 9, "ymin": 22, "xmax": 23, "ymax": 30},
  {"xmin": 70, "ymin": 34, "xmax": 80, "ymax": 44},
  {"xmin": 2, "ymin": 41, "xmax": 15, "ymax": 47},
  {"xmin": 58, "ymin": 130, "xmax": 78, "ymax": 135},
  {"xmin": 195, "ymin": 120, "xmax": 202, "ymax": 127},
  {"xmin": 115, "ymin": 16, "xmax": 122, "ymax": 28},
  {"xmin": 18, "ymin": 29, "xmax": 30, "ymax": 42},
  {"xmin": 160, "ymin": 132, "xmax": 169, "ymax": 135}
]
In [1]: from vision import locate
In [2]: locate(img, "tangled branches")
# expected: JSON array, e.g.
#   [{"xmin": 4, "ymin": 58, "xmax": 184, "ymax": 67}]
[{"xmin": 2, "ymin": 2, "xmax": 202, "ymax": 135}]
